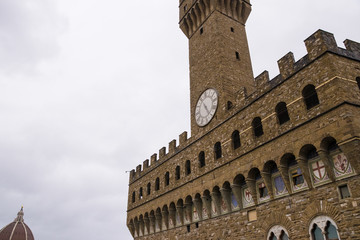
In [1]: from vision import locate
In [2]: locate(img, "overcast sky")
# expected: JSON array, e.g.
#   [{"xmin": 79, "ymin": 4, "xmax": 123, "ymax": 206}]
[{"xmin": 0, "ymin": 0, "xmax": 359, "ymax": 239}]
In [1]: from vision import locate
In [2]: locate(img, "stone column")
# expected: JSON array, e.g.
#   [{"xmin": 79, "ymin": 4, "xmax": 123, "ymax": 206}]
[
  {"xmin": 149, "ymin": 215, "xmax": 155, "ymax": 234},
  {"xmin": 297, "ymin": 156, "xmax": 313, "ymax": 189},
  {"xmin": 162, "ymin": 210, "xmax": 169, "ymax": 231},
  {"xmin": 245, "ymin": 177, "xmax": 258, "ymax": 205},
  {"xmin": 318, "ymin": 149, "xmax": 335, "ymax": 182},
  {"xmin": 220, "ymin": 187, "xmax": 232, "ymax": 213},
  {"xmin": 201, "ymin": 195, "xmax": 212, "ymax": 219},
  {"xmin": 261, "ymin": 171, "xmax": 274, "ymax": 199},
  {"xmin": 155, "ymin": 212, "xmax": 162, "ymax": 232},
  {"xmin": 193, "ymin": 198, "xmax": 203, "ymax": 220},
  {"xmin": 144, "ymin": 216, "xmax": 150, "ymax": 235},
  {"xmin": 176, "ymin": 206, "xmax": 184, "ymax": 226},
  {"xmin": 279, "ymin": 164, "xmax": 292, "ymax": 194},
  {"xmin": 184, "ymin": 203, "xmax": 193, "ymax": 223},
  {"xmin": 231, "ymin": 183, "xmax": 242, "ymax": 209},
  {"xmin": 169, "ymin": 208, "xmax": 176, "ymax": 228},
  {"xmin": 211, "ymin": 191, "xmax": 222, "ymax": 215}
]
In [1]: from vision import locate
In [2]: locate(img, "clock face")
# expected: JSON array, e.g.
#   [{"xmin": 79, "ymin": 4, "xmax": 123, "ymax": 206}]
[{"xmin": 195, "ymin": 88, "xmax": 218, "ymax": 126}]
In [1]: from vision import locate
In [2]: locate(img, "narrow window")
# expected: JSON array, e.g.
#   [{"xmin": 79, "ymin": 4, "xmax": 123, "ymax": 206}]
[
  {"xmin": 165, "ymin": 172, "xmax": 170, "ymax": 186},
  {"xmin": 325, "ymin": 221, "xmax": 340, "ymax": 239},
  {"xmin": 155, "ymin": 177, "xmax": 160, "ymax": 191},
  {"xmin": 184, "ymin": 4, "xmax": 188, "ymax": 11},
  {"xmin": 200, "ymin": 27, "xmax": 204, "ymax": 35},
  {"xmin": 185, "ymin": 160, "xmax": 191, "ymax": 175},
  {"xmin": 132, "ymin": 191, "xmax": 135, "ymax": 203},
  {"xmin": 232, "ymin": 130, "xmax": 241, "ymax": 149},
  {"xmin": 139, "ymin": 187, "xmax": 143, "ymax": 199},
  {"xmin": 195, "ymin": 222, "xmax": 199, "ymax": 228},
  {"xmin": 356, "ymin": 77, "xmax": 360, "ymax": 90},
  {"xmin": 235, "ymin": 51, "xmax": 240, "ymax": 60},
  {"xmin": 252, "ymin": 117, "xmax": 264, "ymax": 137},
  {"xmin": 311, "ymin": 224, "xmax": 323, "ymax": 240},
  {"xmin": 230, "ymin": 27, "xmax": 234, "ymax": 32},
  {"xmin": 175, "ymin": 166, "xmax": 180, "ymax": 180},
  {"xmin": 147, "ymin": 182, "xmax": 151, "ymax": 195},
  {"xmin": 227, "ymin": 101, "xmax": 233, "ymax": 110},
  {"xmin": 302, "ymin": 84, "xmax": 319, "ymax": 110},
  {"xmin": 214, "ymin": 142, "xmax": 222, "ymax": 159},
  {"xmin": 199, "ymin": 151, "xmax": 205, "ymax": 168},
  {"xmin": 275, "ymin": 102, "xmax": 290, "ymax": 125},
  {"xmin": 339, "ymin": 185, "xmax": 350, "ymax": 199},
  {"xmin": 187, "ymin": 225, "xmax": 190, "ymax": 233}
]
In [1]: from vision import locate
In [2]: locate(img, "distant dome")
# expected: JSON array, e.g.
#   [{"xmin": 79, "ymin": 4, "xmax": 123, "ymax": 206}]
[{"xmin": 0, "ymin": 207, "xmax": 35, "ymax": 240}]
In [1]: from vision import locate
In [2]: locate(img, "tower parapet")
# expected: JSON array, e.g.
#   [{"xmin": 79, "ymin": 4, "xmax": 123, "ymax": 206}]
[{"xmin": 128, "ymin": 29, "xmax": 360, "ymax": 183}]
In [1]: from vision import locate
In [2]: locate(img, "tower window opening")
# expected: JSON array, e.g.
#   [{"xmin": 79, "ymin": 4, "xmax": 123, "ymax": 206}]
[
  {"xmin": 155, "ymin": 177, "xmax": 160, "ymax": 191},
  {"xmin": 195, "ymin": 222, "xmax": 199, "ymax": 228},
  {"xmin": 275, "ymin": 102, "xmax": 290, "ymax": 125},
  {"xmin": 165, "ymin": 172, "xmax": 170, "ymax": 186},
  {"xmin": 147, "ymin": 182, "xmax": 151, "ymax": 195},
  {"xmin": 356, "ymin": 77, "xmax": 360, "ymax": 90},
  {"xmin": 227, "ymin": 101, "xmax": 233, "ymax": 110},
  {"xmin": 132, "ymin": 191, "xmax": 135, "ymax": 203},
  {"xmin": 252, "ymin": 117, "xmax": 264, "ymax": 137},
  {"xmin": 185, "ymin": 160, "xmax": 191, "ymax": 175},
  {"xmin": 187, "ymin": 225, "xmax": 190, "ymax": 233},
  {"xmin": 235, "ymin": 51, "xmax": 240, "ymax": 60},
  {"xmin": 231, "ymin": 27, "xmax": 234, "ymax": 32},
  {"xmin": 139, "ymin": 187, "xmax": 143, "ymax": 199},
  {"xmin": 200, "ymin": 27, "xmax": 204, "ymax": 35},
  {"xmin": 184, "ymin": 4, "xmax": 188, "ymax": 12},
  {"xmin": 199, "ymin": 151, "xmax": 205, "ymax": 168},
  {"xmin": 214, "ymin": 142, "xmax": 222, "ymax": 159},
  {"xmin": 232, "ymin": 130, "xmax": 241, "ymax": 149},
  {"xmin": 175, "ymin": 166, "xmax": 181, "ymax": 180},
  {"xmin": 302, "ymin": 84, "xmax": 319, "ymax": 110},
  {"xmin": 339, "ymin": 185, "xmax": 351, "ymax": 199}
]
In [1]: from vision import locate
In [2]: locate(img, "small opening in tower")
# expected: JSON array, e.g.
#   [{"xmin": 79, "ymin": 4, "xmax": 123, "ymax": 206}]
[
  {"xmin": 187, "ymin": 225, "xmax": 190, "ymax": 233},
  {"xmin": 235, "ymin": 51, "xmax": 240, "ymax": 60},
  {"xmin": 200, "ymin": 27, "xmax": 204, "ymax": 35},
  {"xmin": 195, "ymin": 222, "xmax": 199, "ymax": 228},
  {"xmin": 227, "ymin": 101, "xmax": 233, "ymax": 110},
  {"xmin": 184, "ymin": 4, "xmax": 188, "ymax": 12},
  {"xmin": 231, "ymin": 27, "xmax": 234, "ymax": 32}
]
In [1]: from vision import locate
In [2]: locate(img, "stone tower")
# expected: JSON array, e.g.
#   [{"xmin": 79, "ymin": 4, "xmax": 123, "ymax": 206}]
[{"xmin": 179, "ymin": 0, "xmax": 255, "ymax": 136}]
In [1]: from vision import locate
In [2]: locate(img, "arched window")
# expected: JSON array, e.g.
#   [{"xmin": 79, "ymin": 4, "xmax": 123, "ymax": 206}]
[
  {"xmin": 199, "ymin": 151, "xmax": 205, "ymax": 168},
  {"xmin": 139, "ymin": 187, "xmax": 143, "ymax": 199},
  {"xmin": 185, "ymin": 160, "xmax": 191, "ymax": 175},
  {"xmin": 275, "ymin": 102, "xmax": 290, "ymax": 125},
  {"xmin": 267, "ymin": 225, "xmax": 290, "ymax": 240},
  {"xmin": 302, "ymin": 84, "xmax": 319, "ymax": 110},
  {"xmin": 309, "ymin": 216, "xmax": 340, "ymax": 240},
  {"xmin": 252, "ymin": 117, "xmax": 264, "ymax": 137},
  {"xmin": 175, "ymin": 166, "xmax": 180, "ymax": 180},
  {"xmin": 132, "ymin": 191, "xmax": 136, "ymax": 203},
  {"xmin": 214, "ymin": 142, "xmax": 222, "ymax": 159},
  {"xmin": 232, "ymin": 130, "xmax": 241, "ymax": 149},
  {"xmin": 147, "ymin": 182, "xmax": 151, "ymax": 195},
  {"xmin": 356, "ymin": 77, "xmax": 360, "ymax": 90},
  {"xmin": 155, "ymin": 177, "xmax": 160, "ymax": 191},
  {"xmin": 165, "ymin": 172, "xmax": 170, "ymax": 186}
]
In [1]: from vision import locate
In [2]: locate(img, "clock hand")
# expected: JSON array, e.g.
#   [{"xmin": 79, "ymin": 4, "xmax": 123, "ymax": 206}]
[{"xmin": 203, "ymin": 103, "xmax": 210, "ymax": 114}]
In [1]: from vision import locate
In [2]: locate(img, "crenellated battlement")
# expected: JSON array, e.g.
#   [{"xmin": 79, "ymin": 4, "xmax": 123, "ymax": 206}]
[
  {"xmin": 129, "ymin": 131, "xmax": 190, "ymax": 182},
  {"xmin": 237, "ymin": 29, "xmax": 360, "ymax": 105},
  {"xmin": 129, "ymin": 29, "xmax": 360, "ymax": 184}
]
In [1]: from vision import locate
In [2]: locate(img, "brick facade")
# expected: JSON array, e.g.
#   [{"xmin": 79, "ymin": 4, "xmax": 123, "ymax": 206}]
[{"xmin": 126, "ymin": 0, "xmax": 360, "ymax": 239}]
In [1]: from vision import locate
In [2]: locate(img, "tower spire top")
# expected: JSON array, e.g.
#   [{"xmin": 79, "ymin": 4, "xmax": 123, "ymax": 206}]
[{"xmin": 14, "ymin": 206, "xmax": 24, "ymax": 222}]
